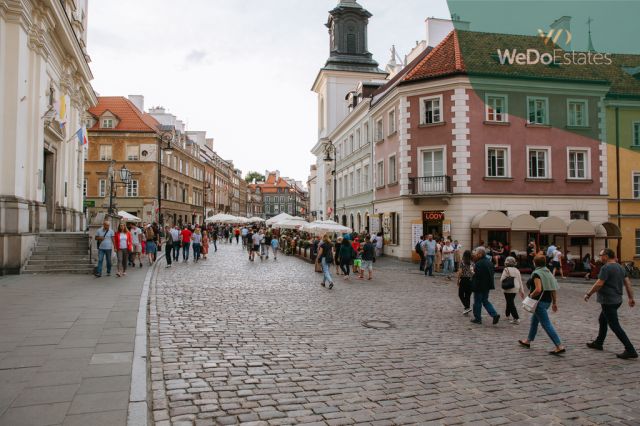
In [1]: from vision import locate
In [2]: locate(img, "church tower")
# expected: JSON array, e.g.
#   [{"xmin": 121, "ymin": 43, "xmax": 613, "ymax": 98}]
[
  {"xmin": 310, "ymin": 0, "xmax": 387, "ymax": 221},
  {"xmin": 324, "ymin": 0, "xmax": 381, "ymax": 73}
]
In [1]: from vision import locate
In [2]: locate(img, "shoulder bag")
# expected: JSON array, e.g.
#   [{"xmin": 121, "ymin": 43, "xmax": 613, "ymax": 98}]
[
  {"xmin": 501, "ymin": 268, "xmax": 515, "ymax": 290},
  {"xmin": 522, "ymin": 273, "xmax": 543, "ymax": 313}
]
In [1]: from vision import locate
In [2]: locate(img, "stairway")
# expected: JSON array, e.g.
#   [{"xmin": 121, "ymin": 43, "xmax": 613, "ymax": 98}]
[{"xmin": 23, "ymin": 232, "xmax": 94, "ymax": 274}]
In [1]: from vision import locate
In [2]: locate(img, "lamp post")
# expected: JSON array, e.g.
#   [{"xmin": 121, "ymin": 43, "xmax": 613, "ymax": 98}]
[
  {"xmin": 107, "ymin": 161, "xmax": 132, "ymax": 215},
  {"xmin": 157, "ymin": 132, "xmax": 174, "ymax": 225},
  {"xmin": 323, "ymin": 140, "xmax": 337, "ymax": 223}
]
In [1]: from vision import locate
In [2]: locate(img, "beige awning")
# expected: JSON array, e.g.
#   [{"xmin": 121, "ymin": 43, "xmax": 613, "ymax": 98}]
[
  {"xmin": 471, "ymin": 211, "xmax": 511, "ymax": 230},
  {"xmin": 596, "ymin": 222, "xmax": 622, "ymax": 239},
  {"xmin": 567, "ymin": 219, "xmax": 595, "ymax": 237},
  {"xmin": 510, "ymin": 214, "xmax": 539, "ymax": 232},
  {"xmin": 538, "ymin": 216, "xmax": 567, "ymax": 234}
]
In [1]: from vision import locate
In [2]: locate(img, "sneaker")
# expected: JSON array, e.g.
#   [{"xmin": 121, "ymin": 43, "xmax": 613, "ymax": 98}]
[
  {"xmin": 321, "ymin": 282, "xmax": 326, "ymax": 287},
  {"xmin": 493, "ymin": 315, "xmax": 501, "ymax": 325},
  {"xmin": 463, "ymin": 308, "xmax": 472, "ymax": 316},
  {"xmin": 586, "ymin": 341, "xmax": 603, "ymax": 351},
  {"xmin": 470, "ymin": 319, "xmax": 482, "ymax": 324},
  {"xmin": 616, "ymin": 351, "xmax": 638, "ymax": 360},
  {"xmin": 512, "ymin": 319, "xmax": 520, "ymax": 325},
  {"xmin": 328, "ymin": 282, "xmax": 334, "ymax": 290}
]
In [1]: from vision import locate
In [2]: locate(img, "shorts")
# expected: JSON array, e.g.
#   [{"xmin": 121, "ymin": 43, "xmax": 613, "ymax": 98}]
[
  {"xmin": 361, "ymin": 260, "xmax": 373, "ymax": 271},
  {"xmin": 253, "ymin": 245, "xmax": 260, "ymax": 252},
  {"xmin": 551, "ymin": 261, "xmax": 561, "ymax": 269},
  {"xmin": 146, "ymin": 241, "xmax": 157, "ymax": 254},
  {"xmin": 353, "ymin": 259, "xmax": 362, "ymax": 267},
  {"xmin": 133, "ymin": 244, "xmax": 142, "ymax": 254}
]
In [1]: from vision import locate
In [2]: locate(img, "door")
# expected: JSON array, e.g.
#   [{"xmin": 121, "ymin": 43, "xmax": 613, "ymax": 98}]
[
  {"xmin": 420, "ymin": 150, "xmax": 444, "ymax": 193},
  {"xmin": 43, "ymin": 150, "xmax": 56, "ymax": 230}
]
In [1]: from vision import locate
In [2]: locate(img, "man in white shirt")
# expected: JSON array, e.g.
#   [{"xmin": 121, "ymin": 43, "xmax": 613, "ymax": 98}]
[
  {"xmin": 442, "ymin": 240, "xmax": 455, "ymax": 279},
  {"xmin": 130, "ymin": 224, "xmax": 143, "ymax": 267},
  {"xmin": 169, "ymin": 226, "xmax": 181, "ymax": 262},
  {"xmin": 551, "ymin": 246, "xmax": 565, "ymax": 279}
]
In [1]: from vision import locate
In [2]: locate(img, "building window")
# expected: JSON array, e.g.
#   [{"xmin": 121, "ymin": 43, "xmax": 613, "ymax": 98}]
[
  {"xmin": 485, "ymin": 94, "xmax": 507, "ymax": 122},
  {"xmin": 126, "ymin": 180, "xmax": 139, "ymax": 197},
  {"xmin": 568, "ymin": 149, "xmax": 589, "ymax": 179},
  {"xmin": 376, "ymin": 161, "xmax": 384, "ymax": 188},
  {"xmin": 83, "ymin": 179, "xmax": 87, "ymax": 197},
  {"xmin": 182, "ymin": 188, "xmax": 187, "ymax": 203},
  {"xmin": 530, "ymin": 210, "xmax": 548, "ymax": 218},
  {"xmin": 570, "ymin": 211, "xmax": 589, "ymax": 220},
  {"xmin": 421, "ymin": 149, "xmax": 444, "ymax": 177},
  {"xmin": 356, "ymin": 129, "xmax": 361, "ymax": 149},
  {"xmin": 527, "ymin": 97, "xmax": 549, "ymax": 125},
  {"xmin": 486, "ymin": 147, "xmax": 509, "ymax": 177},
  {"xmin": 375, "ymin": 118, "xmax": 384, "ymax": 142},
  {"xmin": 355, "ymin": 169, "xmax": 361, "ymax": 194},
  {"xmin": 99, "ymin": 145, "xmax": 112, "ymax": 161},
  {"xmin": 349, "ymin": 134, "xmax": 354, "ymax": 153},
  {"xmin": 388, "ymin": 109, "xmax": 396, "ymax": 134},
  {"xmin": 363, "ymin": 123, "xmax": 370, "ymax": 143},
  {"xmin": 527, "ymin": 148, "xmax": 549, "ymax": 179},
  {"xmin": 633, "ymin": 172, "xmax": 640, "ymax": 199},
  {"xmin": 349, "ymin": 172, "xmax": 354, "ymax": 194},
  {"xmin": 99, "ymin": 179, "xmax": 106, "ymax": 197},
  {"xmin": 388, "ymin": 155, "xmax": 397, "ymax": 184},
  {"xmin": 390, "ymin": 212, "xmax": 400, "ymax": 245},
  {"xmin": 363, "ymin": 165, "xmax": 369, "ymax": 190},
  {"xmin": 567, "ymin": 100, "xmax": 588, "ymax": 127},
  {"xmin": 101, "ymin": 118, "xmax": 114, "ymax": 129},
  {"xmin": 633, "ymin": 122, "xmax": 640, "ymax": 147},
  {"xmin": 636, "ymin": 229, "xmax": 640, "ymax": 257},
  {"xmin": 420, "ymin": 96, "xmax": 442, "ymax": 125},
  {"xmin": 126, "ymin": 145, "xmax": 140, "ymax": 161}
]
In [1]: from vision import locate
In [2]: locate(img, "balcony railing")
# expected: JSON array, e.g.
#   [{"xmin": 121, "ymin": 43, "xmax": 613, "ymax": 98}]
[{"xmin": 410, "ymin": 176, "xmax": 452, "ymax": 195}]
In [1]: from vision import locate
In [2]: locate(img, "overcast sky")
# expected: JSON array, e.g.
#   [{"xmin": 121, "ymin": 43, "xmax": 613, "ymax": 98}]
[{"xmin": 87, "ymin": 0, "xmax": 449, "ymax": 183}]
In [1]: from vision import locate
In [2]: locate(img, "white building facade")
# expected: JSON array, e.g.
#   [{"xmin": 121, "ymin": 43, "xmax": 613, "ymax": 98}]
[{"xmin": 0, "ymin": 0, "xmax": 97, "ymax": 274}]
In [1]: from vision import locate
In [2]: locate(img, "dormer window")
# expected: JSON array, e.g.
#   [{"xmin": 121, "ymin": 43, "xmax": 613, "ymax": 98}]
[{"xmin": 102, "ymin": 118, "xmax": 114, "ymax": 129}]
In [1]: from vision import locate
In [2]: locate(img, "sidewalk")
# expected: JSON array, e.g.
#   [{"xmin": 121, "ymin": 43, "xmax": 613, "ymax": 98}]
[{"xmin": 0, "ymin": 263, "xmax": 150, "ymax": 426}]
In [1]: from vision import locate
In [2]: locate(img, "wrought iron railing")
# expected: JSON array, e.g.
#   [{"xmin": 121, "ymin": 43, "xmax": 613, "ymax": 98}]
[{"xmin": 410, "ymin": 176, "xmax": 452, "ymax": 195}]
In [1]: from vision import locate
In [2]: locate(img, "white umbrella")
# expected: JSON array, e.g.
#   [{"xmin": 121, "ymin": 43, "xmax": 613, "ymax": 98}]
[
  {"xmin": 205, "ymin": 213, "xmax": 237, "ymax": 224},
  {"xmin": 272, "ymin": 217, "xmax": 309, "ymax": 230},
  {"xmin": 117, "ymin": 211, "xmax": 141, "ymax": 223},
  {"xmin": 265, "ymin": 212, "xmax": 293, "ymax": 226},
  {"xmin": 303, "ymin": 220, "xmax": 352, "ymax": 234},
  {"xmin": 248, "ymin": 217, "xmax": 265, "ymax": 223}
]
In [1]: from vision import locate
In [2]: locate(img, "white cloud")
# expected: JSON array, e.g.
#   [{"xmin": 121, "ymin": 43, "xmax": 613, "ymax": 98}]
[{"xmin": 88, "ymin": 0, "xmax": 450, "ymax": 181}]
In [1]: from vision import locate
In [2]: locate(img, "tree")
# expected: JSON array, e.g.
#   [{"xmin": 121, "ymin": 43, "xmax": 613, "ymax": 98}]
[{"xmin": 245, "ymin": 171, "xmax": 265, "ymax": 184}]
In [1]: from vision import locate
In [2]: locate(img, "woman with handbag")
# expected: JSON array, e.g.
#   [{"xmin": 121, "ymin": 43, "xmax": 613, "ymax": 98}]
[
  {"xmin": 114, "ymin": 223, "xmax": 133, "ymax": 277},
  {"xmin": 457, "ymin": 250, "xmax": 474, "ymax": 315},
  {"xmin": 518, "ymin": 255, "xmax": 566, "ymax": 355},
  {"xmin": 500, "ymin": 256, "xmax": 525, "ymax": 324}
]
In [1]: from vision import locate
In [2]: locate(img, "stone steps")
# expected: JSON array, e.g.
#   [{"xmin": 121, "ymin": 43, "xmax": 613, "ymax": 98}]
[{"xmin": 23, "ymin": 232, "xmax": 94, "ymax": 275}]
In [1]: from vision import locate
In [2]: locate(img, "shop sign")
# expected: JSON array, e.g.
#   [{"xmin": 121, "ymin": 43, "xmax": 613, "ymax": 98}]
[
  {"xmin": 83, "ymin": 200, "xmax": 95, "ymax": 207},
  {"xmin": 422, "ymin": 211, "xmax": 445, "ymax": 221}
]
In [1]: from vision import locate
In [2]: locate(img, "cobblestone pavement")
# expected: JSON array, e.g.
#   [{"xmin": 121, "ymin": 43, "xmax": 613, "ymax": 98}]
[{"xmin": 150, "ymin": 242, "xmax": 640, "ymax": 425}]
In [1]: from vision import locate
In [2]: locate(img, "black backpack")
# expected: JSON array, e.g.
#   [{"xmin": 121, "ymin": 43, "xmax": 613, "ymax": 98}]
[{"xmin": 415, "ymin": 241, "xmax": 422, "ymax": 253}]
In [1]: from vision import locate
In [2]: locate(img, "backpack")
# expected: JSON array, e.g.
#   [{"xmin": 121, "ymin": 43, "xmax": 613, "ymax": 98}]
[{"xmin": 415, "ymin": 241, "xmax": 422, "ymax": 253}]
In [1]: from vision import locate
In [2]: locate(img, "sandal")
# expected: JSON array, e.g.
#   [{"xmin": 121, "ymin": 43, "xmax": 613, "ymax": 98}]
[
  {"xmin": 518, "ymin": 340, "xmax": 531, "ymax": 348},
  {"xmin": 549, "ymin": 348, "xmax": 566, "ymax": 356}
]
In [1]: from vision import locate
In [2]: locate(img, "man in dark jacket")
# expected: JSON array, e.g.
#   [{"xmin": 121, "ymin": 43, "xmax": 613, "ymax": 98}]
[{"xmin": 471, "ymin": 247, "xmax": 500, "ymax": 325}]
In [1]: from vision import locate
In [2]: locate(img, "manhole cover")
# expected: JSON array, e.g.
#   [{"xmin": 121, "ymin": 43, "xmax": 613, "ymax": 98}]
[{"xmin": 361, "ymin": 320, "xmax": 395, "ymax": 330}]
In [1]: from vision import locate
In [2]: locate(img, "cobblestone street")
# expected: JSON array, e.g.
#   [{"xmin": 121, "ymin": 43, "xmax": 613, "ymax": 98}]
[{"xmin": 150, "ymin": 243, "xmax": 640, "ymax": 425}]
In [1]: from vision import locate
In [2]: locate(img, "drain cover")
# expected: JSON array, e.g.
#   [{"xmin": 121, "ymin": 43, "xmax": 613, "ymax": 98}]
[{"xmin": 361, "ymin": 320, "xmax": 395, "ymax": 330}]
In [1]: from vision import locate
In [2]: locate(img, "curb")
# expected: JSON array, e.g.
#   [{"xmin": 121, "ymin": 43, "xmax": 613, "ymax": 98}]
[{"xmin": 127, "ymin": 253, "xmax": 163, "ymax": 426}]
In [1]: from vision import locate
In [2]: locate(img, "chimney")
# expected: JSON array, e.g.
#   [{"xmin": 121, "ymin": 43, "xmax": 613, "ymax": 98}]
[
  {"xmin": 205, "ymin": 138, "xmax": 214, "ymax": 150},
  {"xmin": 128, "ymin": 95, "xmax": 144, "ymax": 113}
]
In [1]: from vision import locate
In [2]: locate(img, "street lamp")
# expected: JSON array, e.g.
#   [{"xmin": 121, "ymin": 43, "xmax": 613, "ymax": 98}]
[
  {"xmin": 107, "ymin": 162, "xmax": 131, "ymax": 215},
  {"xmin": 157, "ymin": 131, "xmax": 174, "ymax": 225},
  {"xmin": 323, "ymin": 140, "xmax": 337, "ymax": 223}
]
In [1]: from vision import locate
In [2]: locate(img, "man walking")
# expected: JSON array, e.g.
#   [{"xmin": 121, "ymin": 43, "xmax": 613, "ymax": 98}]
[
  {"xmin": 170, "ymin": 225, "xmax": 180, "ymax": 262},
  {"xmin": 422, "ymin": 234, "xmax": 436, "ymax": 277},
  {"xmin": 470, "ymin": 247, "xmax": 500, "ymax": 325},
  {"xmin": 584, "ymin": 248, "xmax": 637, "ymax": 359},
  {"xmin": 442, "ymin": 239, "xmax": 455, "ymax": 280},
  {"xmin": 95, "ymin": 221, "xmax": 115, "ymax": 278}
]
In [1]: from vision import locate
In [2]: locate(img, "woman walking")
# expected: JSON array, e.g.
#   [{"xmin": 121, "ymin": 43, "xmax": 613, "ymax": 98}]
[
  {"xmin": 338, "ymin": 237, "xmax": 356, "ymax": 280},
  {"xmin": 144, "ymin": 225, "xmax": 156, "ymax": 265},
  {"xmin": 457, "ymin": 250, "xmax": 474, "ymax": 315},
  {"xmin": 334, "ymin": 237, "xmax": 343, "ymax": 276},
  {"xmin": 501, "ymin": 256, "xmax": 525, "ymax": 324},
  {"xmin": 518, "ymin": 255, "xmax": 566, "ymax": 355},
  {"xmin": 192, "ymin": 228, "xmax": 202, "ymax": 263},
  {"xmin": 315, "ymin": 235, "xmax": 335, "ymax": 289},
  {"xmin": 114, "ymin": 223, "xmax": 132, "ymax": 277},
  {"xmin": 201, "ymin": 231, "xmax": 209, "ymax": 260}
]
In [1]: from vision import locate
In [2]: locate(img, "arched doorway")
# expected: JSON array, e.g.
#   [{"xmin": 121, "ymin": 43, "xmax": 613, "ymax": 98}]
[
  {"xmin": 341, "ymin": 214, "xmax": 347, "ymax": 226},
  {"xmin": 350, "ymin": 214, "xmax": 354, "ymax": 230}
]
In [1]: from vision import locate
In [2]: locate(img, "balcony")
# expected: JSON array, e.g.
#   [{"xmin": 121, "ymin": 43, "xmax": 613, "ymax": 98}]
[{"xmin": 410, "ymin": 176, "xmax": 452, "ymax": 196}]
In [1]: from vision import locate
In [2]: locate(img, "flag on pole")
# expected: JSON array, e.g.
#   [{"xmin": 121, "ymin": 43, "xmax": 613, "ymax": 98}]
[
  {"xmin": 75, "ymin": 125, "xmax": 88, "ymax": 146},
  {"xmin": 58, "ymin": 94, "xmax": 70, "ymax": 128}
]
